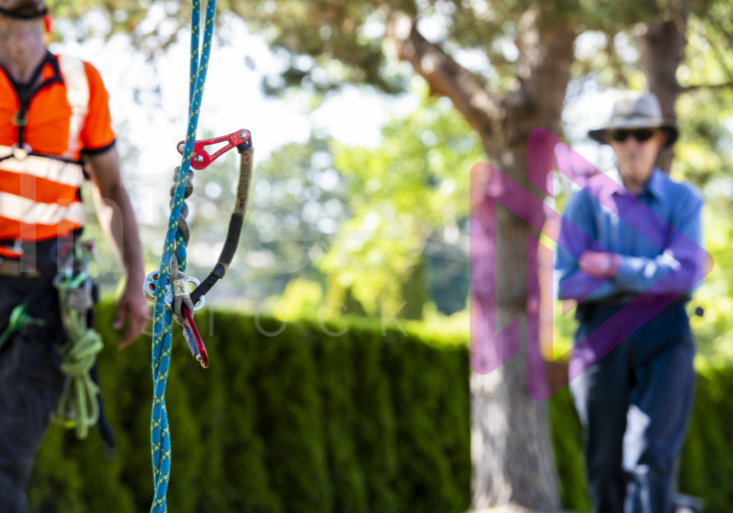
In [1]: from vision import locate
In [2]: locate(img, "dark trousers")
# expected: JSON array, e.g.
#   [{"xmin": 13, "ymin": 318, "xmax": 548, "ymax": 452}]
[
  {"xmin": 570, "ymin": 301, "xmax": 696, "ymax": 513},
  {"xmin": 0, "ymin": 277, "xmax": 65, "ymax": 513}
]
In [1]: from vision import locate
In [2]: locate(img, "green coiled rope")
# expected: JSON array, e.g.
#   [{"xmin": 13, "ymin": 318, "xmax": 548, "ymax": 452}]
[{"xmin": 54, "ymin": 253, "xmax": 104, "ymax": 440}]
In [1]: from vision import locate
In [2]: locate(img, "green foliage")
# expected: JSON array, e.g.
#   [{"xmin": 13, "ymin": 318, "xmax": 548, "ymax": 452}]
[
  {"xmin": 322, "ymin": 90, "xmax": 481, "ymax": 315},
  {"xmin": 27, "ymin": 301, "xmax": 470, "ymax": 513},
  {"xmin": 218, "ymin": 0, "xmax": 700, "ymax": 97},
  {"xmin": 670, "ymin": 5, "xmax": 733, "ymax": 363},
  {"xmin": 45, "ymin": 0, "xmax": 706, "ymax": 97},
  {"xmin": 549, "ymin": 388, "xmax": 591, "ymax": 512},
  {"xmin": 244, "ymin": 134, "xmax": 347, "ymax": 278},
  {"xmin": 399, "ymin": 254, "xmax": 428, "ymax": 320},
  {"xmin": 46, "ymin": 0, "xmax": 190, "ymax": 51},
  {"xmin": 676, "ymin": 366, "xmax": 733, "ymax": 512},
  {"xmin": 682, "ymin": 4, "xmax": 733, "ymax": 99},
  {"xmin": 24, "ymin": 301, "xmax": 733, "ymax": 512},
  {"xmin": 172, "ymin": 134, "xmax": 351, "ymax": 309}
]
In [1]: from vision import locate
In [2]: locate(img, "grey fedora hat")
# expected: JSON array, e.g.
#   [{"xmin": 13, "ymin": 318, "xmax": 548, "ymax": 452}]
[{"xmin": 588, "ymin": 91, "xmax": 678, "ymax": 147}]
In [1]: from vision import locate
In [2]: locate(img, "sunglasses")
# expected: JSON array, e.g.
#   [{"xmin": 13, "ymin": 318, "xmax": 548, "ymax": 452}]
[{"xmin": 609, "ymin": 129, "xmax": 657, "ymax": 143}]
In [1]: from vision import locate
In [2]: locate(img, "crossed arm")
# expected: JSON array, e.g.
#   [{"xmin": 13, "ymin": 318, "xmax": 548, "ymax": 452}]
[
  {"xmin": 84, "ymin": 146, "xmax": 150, "ymax": 349},
  {"xmin": 554, "ymin": 189, "xmax": 706, "ymax": 302}
]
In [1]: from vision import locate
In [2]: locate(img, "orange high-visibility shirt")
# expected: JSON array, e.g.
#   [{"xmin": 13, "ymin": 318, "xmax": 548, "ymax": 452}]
[{"xmin": 0, "ymin": 50, "xmax": 115, "ymax": 257}]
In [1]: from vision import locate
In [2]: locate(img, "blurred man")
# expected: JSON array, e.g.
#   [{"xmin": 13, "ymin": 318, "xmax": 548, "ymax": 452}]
[
  {"xmin": 0, "ymin": 1, "xmax": 149, "ymax": 511},
  {"xmin": 554, "ymin": 91, "xmax": 706, "ymax": 513}
]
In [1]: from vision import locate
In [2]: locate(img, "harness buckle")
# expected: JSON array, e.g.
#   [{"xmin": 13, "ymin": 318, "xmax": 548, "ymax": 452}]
[
  {"xmin": 10, "ymin": 143, "xmax": 31, "ymax": 160},
  {"xmin": 11, "ymin": 111, "xmax": 26, "ymax": 127}
]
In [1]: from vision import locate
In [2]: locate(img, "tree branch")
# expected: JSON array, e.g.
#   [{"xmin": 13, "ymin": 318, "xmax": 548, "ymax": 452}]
[
  {"xmin": 386, "ymin": 12, "xmax": 501, "ymax": 135},
  {"xmin": 679, "ymin": 82, "xmax": 733, "ymax": 93},
  {"xmin": 705, "ymin": 16, "xmax": 733, "ymax": 69},
  {"xmin": 511, "ymin": 6, "xmax": 576, "ymax": 140}
]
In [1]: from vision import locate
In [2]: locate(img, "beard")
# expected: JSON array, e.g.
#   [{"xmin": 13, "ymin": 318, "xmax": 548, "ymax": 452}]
[{"xmin": 0, "ymin": 0, "xmax": 46, "ymax": 17}]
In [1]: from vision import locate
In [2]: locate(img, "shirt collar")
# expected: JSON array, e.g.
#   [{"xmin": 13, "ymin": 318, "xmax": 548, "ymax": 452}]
[
  {"xmin": 609, "ymin": 166, "xmax": 664, "ymax": 199},
  {"xmin": 644, "ymin": 167, "xmax": 665, "ymax": 199},
  {"xmin": 0, "ymin": 51, "xmax": 61, "ymax": 102}
]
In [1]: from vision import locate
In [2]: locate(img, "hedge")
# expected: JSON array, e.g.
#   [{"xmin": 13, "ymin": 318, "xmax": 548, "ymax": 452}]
[
  {"xmin": 27, "ymin": 303, "xmax": 470, "ymax": 513},
  {"xmin": 25, "ymin": 302, "xmax": 733, "ymax": 512}
]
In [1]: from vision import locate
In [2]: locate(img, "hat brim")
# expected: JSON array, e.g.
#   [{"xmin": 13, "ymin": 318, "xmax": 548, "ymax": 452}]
[{"xmin": 588, "ymin": 121, "xmax": 678, "ymax": 148}]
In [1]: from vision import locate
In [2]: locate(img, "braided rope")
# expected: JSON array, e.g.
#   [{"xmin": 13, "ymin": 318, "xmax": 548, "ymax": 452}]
[
  {"xmin": 150, "ymin": 0, "xmax": 216, "ymax": 511},
  {"xmin": 169, "ymin": 167, "xmax": 195, "ymax": 324}
]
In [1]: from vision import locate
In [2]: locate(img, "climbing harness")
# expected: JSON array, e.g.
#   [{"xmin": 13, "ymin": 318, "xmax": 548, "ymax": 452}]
[
  {"xmin": 51, "ymin": 241, "xmax": 104, "ymax": 441},
  {"xmin": 145, "ymin": 0, "xmax": 255, "ymax": 510},
  {"xmin": 0, "ymin": 239, "xmax": 115, "ymax": 457}
]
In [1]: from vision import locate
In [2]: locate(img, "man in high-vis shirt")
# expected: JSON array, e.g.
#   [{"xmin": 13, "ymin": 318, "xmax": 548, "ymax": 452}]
[{"xmin": 0, "ymin": 1, "xmax": 149, "ymax": 511}]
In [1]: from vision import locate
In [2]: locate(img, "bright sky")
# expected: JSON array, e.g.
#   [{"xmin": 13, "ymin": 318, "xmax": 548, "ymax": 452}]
[
  {"xmin": 46, "ymin": 7, "xmax": 663, "ymax": 237},
  {"xmin": 47, "ymin": 7, "xmax": 733, "ymax": 227},
  {"xmin": 50, "ymin": 13, "xmax": 419, "ymax": 225}
]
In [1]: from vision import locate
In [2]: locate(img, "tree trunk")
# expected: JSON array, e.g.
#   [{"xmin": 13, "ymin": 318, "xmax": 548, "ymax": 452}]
[
  {"xmin": 470, "ymin": 9, "xmax": 576, "ymax": 510},
  {"xmin": 387, "ymin": 7, "xmax": 577, "ymax": 510},
  {"xmin": 639, "ymin": 10, "xmax": 688, "ymax": 173},
  {"xmin": 399, "ymin": 253, "xmax": 428, "ymax": 320}
]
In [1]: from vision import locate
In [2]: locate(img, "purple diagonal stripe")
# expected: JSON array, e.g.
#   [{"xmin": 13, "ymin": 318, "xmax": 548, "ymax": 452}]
[
  {"xmin": 470, "ymin": 128, "xmax": 713, "ymax": 401},
  {"xmin": 469, "ymin": 166, "xmax": 520, "ymax": 374},
  {"xmin": 470, "ymin": 161, "xmax": 617, "ymax": 376}
]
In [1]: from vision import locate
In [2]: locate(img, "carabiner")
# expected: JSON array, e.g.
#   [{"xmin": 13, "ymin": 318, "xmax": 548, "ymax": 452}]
[{"xmin": 181, "ymin": 305, "xmax": 208, "ymax": 368}]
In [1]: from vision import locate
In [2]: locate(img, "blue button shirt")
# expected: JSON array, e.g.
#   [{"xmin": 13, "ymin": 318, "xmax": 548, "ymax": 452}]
[{"xmin": 554, "ymin": 167, "xmax": 705, "ymax": 303}]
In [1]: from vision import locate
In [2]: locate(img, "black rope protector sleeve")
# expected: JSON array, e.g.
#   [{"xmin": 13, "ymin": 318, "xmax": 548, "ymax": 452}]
[{"xmin": 191, "ymin": 138, "xmax": 253, "ymax": 305}]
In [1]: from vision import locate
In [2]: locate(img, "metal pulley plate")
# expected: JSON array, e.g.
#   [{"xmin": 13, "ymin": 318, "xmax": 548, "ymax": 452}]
[{"xmin": 143, "ymin": 270, "xmax": 205, "ymax": 311}]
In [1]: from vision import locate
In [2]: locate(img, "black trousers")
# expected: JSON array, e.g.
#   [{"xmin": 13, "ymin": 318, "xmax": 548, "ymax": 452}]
[
  {"xmin": 570, "ymin": 301, "xmax": 696, "ymax": 513},
  {"xmin": 0, "ymin": 276, "xmax": 65, "ymax": 513}
]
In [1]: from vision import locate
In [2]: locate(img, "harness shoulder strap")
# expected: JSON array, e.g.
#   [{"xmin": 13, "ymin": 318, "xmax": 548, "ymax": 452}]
[{"xmin": 57, "ymin": 56, "xmax": 90, "ymax": 160}]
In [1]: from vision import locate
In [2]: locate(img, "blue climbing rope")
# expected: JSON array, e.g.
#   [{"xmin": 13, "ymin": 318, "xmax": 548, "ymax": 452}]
[{"xmin": 150, "ymin": 1, "xmax": 216, "ymax": 511}]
